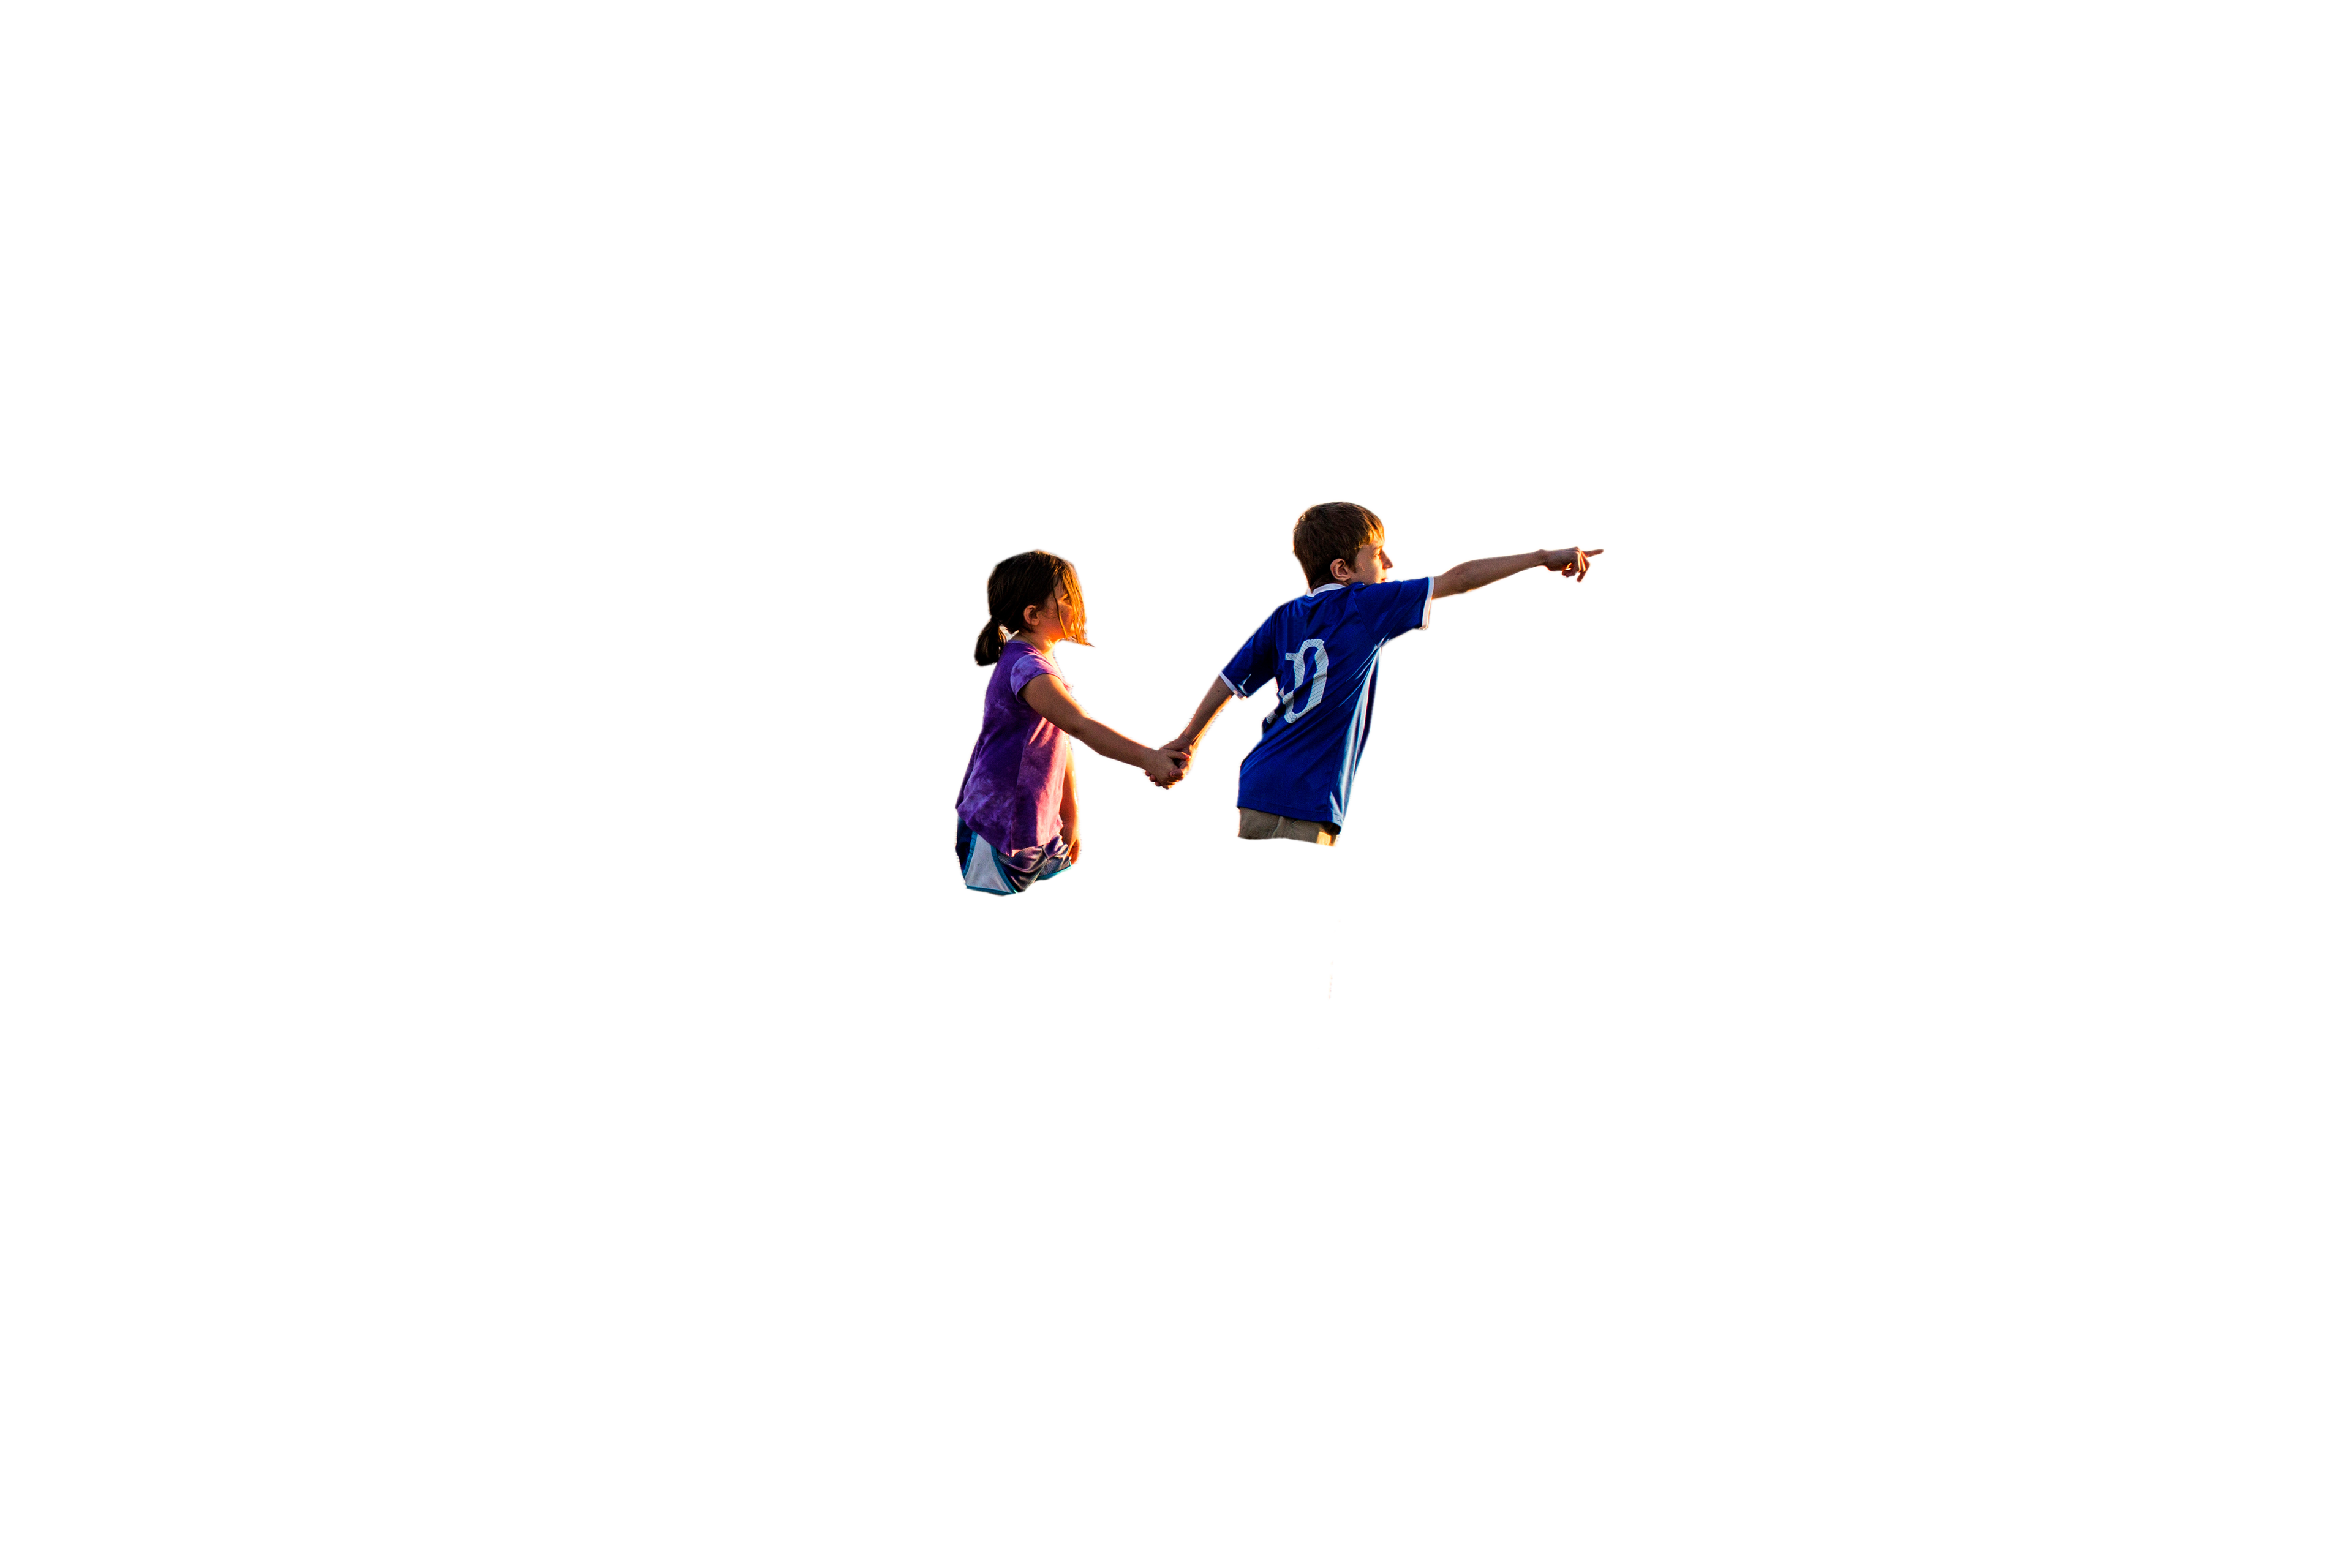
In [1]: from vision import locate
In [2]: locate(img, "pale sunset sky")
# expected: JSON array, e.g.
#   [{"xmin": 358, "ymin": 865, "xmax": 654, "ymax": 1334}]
[{"xmin": 1261, "ymin": 500, "xmax": 1608, "ymax": 581}]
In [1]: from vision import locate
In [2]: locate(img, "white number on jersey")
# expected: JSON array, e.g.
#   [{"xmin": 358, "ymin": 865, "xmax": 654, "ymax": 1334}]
[{"xmin": 1281, "ymin": 639, "xmax": 1329, "ymax": 724}]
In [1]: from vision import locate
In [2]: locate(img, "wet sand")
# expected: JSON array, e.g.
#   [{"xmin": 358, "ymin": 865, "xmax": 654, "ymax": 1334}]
[{"xmin": 1261, "ymin": 581, "xmax": 1608, "ymax": 630}]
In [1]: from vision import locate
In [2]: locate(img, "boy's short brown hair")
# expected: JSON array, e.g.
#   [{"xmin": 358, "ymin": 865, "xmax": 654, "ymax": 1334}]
[{"xmin": 1292, "ymin": 502, "xmax": 1385, "ymax": 589}]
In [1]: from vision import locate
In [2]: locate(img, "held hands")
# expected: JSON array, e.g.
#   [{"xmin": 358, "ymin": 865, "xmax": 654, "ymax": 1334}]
[
  {"xmin": 1145, "ymin": 745, "xmax": 1192, "ymax": 789},
  {"xmin": 1541, "ymin": 546, "xmax": 1604, "ymax": 581}
]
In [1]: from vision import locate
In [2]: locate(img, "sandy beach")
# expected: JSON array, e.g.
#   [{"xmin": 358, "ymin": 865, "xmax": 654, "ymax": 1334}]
[{"xmin": 1251, "ymin": 581, "xmax": 1599, "ymax": 630}]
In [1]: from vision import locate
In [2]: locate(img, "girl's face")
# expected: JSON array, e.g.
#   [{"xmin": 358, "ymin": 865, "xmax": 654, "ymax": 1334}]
[{"xmin": 1020, "ymin": 592, "xmax": 1072, "ymax": 646}]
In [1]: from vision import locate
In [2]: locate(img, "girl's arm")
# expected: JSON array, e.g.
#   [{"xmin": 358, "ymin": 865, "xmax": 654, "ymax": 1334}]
[
  {"xmin": 1060, "ymin": 758, "xmax": 1080, "ymax": 862},
  {"xmin": 1433, "ymin": 546, "xmax": 1602, "ymax": 598},
  {"xmin": 1020, "ymin": 673, "xmax": 1187, "ymax": 786}
]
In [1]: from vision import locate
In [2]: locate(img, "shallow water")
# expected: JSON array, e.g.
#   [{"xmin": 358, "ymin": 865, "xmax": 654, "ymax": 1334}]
[{"xmin": 941, "ymin": 630, "xmax": 1430, "ymax": 1048}]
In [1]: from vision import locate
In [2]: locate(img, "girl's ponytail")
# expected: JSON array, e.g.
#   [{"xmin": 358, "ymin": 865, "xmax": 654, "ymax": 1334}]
[{"xmin": 974, "ymin": 621, "xmax": 1006, "ymax": 665}]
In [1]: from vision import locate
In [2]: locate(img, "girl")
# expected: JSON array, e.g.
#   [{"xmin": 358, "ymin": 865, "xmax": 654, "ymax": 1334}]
[{"xmin": 956, "ymin": 551, "xmax": 1188, "ymax": 895}]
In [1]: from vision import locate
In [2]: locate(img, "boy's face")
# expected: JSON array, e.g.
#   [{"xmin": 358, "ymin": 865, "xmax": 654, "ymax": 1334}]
[{"xmin": 1332, "ymin": 537, "xmax": 1393, "ymax": 586}]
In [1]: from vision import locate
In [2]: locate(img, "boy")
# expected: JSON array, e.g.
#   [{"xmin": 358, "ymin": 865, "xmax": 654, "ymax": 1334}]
[{"xmin": 1166, "ymin": 502, "xmax": 1600, "ymax": 845}]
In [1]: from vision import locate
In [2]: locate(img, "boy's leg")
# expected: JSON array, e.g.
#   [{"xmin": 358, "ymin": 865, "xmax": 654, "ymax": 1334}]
[
  {"xmin": 1289, "ymin": 902, "xmax": 1345, "ymax": 1048},
  {"xmin": 1237, "ymin": 808, "xmax": 1340, "ymax": 846},
  {"xmin": 1251, "ymin": 818, "xmax": 1308, "ymax": 973}
]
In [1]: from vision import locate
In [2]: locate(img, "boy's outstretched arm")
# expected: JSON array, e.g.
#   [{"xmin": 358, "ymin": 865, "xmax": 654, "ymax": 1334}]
[
  {"xmin": 1165, "ymin": 674, "xmax": 1235, "ymax": 763},
  {"xmin": 1433, "ymin": 546, "xmax": 1602, "ymax": 598}
]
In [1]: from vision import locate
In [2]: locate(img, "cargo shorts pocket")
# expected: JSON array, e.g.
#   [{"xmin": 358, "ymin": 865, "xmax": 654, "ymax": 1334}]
[{"xmin": 1251, "ymin": 860, "xmax": 1326, "ymax": 959}]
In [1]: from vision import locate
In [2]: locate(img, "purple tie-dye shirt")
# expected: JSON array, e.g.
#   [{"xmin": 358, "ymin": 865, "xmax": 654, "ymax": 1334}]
[{"xmin": 956, "ymin": 641, "xmax": 1070, "ymax": 854}]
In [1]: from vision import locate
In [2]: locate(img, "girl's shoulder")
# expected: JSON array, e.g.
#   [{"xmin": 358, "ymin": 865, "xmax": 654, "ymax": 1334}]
[
  {"xmin": 1001, "ymin": 639, "xmax": 1058, "ymax": 677},
  {"xmin": 998, "ymin": 641, "xmax": 1061, "ymax": 687}
]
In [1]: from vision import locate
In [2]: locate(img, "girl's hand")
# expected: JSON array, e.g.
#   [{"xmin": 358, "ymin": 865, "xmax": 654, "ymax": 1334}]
[
  {"xmin": 1145, "ymin": 748, "xmax": 1188, "ymax": 788},
  {"xmin": 1164, "ymin": 743, "xmax": 1196, "ymax": 785},
  {"xmin": 1064, "ymin": 831, "xmax": 1081, "ymax": 865}
]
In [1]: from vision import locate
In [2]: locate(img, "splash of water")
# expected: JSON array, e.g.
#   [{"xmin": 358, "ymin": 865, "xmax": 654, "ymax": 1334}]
[{"xmin": 1251, "ymin": 1025, "xmax": 1430, "ymax": 1048}]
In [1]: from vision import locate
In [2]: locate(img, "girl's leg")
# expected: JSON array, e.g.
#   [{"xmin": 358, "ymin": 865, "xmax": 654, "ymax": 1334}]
[{"xmin": 1289, "ymin": 907, "xmax": 1345, "ymax": 1044}]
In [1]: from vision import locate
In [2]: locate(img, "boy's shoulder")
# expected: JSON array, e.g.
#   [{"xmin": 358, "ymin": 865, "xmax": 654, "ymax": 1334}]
[
  {"xmin": 1244, "ymin": 587, "xmax": 1323, "ymax": 638},
  {"xmin": 1245, "ymin": 578, "xmax": 1428, "ymax": 634},
  {"xmin": 1270, "ymin": 582, "xmax": 1349, "ymax": 613}
]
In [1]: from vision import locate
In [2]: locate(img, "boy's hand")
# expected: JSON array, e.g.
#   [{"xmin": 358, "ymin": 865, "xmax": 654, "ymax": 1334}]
[
  {"xmin": 1145, "ymin": 747, "xmax": 1189, "ymax": 788},
  {"xmin": 1541, "ymin": 547, "xmax": 1602, "ymax": 581}
]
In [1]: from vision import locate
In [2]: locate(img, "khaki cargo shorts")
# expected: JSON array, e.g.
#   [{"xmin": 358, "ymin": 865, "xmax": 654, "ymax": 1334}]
[{"xmin": 1232, "ymin": 809, "xmax": 1345, "ymax": 959}]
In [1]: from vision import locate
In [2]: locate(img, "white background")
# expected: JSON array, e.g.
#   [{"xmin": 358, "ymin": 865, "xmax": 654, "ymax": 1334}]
[{"xmin": 5, "ymin": 2, "xmax": 2348, "ymax": 1562}]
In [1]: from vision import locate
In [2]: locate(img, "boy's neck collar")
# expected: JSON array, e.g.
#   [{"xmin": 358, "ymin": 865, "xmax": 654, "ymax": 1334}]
[{"xmin": 1308, "ymin": 581, "xmax": 1348, "ymax": 596}]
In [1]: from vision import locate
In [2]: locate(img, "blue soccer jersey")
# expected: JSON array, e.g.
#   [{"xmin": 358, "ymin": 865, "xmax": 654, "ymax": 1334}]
[{"xmin": 1220, "ymin": 577, "xmax": 1434, "ymax": 827}]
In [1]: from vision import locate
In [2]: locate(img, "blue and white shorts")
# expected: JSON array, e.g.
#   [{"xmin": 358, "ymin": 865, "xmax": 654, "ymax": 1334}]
[{"xmin": 955, "ymin": 818, "xmax": 1074, "ymax": 895}]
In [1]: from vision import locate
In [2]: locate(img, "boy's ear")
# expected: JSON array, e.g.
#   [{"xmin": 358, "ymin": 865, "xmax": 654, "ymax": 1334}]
[{"xmin": 1329, "ymin": 557, "xmax": 1351, "ymax": 582}]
